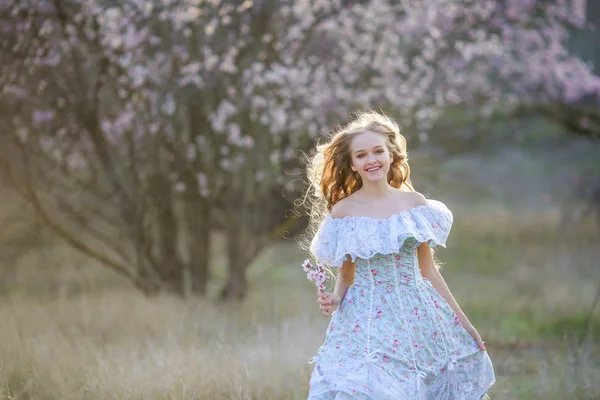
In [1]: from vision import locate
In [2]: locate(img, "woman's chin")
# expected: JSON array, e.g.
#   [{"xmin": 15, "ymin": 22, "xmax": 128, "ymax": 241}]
[{"xmin": 362, "ymin": 173, "xmax": 386, "ymax": 182}]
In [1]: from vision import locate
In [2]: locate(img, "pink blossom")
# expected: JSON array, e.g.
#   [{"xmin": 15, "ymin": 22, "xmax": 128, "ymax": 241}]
[
  {"xmin": 302, "ymin": 259, "xmax": 311, "ymax": 272},
  {"xmin": 301, "ymin": 259, "xmax": 330, "ymax": 291}
]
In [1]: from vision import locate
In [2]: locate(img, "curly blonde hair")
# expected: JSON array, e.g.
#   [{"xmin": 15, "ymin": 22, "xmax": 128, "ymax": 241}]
[
  {"xmin": 297, "ymin": 111, "xmax": 416, "ymax": 254},
  {"xmin": 311, "ymin": 110, "xmax": 413, "ymax": 204}
]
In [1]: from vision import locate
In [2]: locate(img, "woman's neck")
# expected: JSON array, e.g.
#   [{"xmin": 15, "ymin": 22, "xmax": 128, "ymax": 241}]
[{"xmin": 358, "ymin": 180, "xmax": 394, "ymax": 199}]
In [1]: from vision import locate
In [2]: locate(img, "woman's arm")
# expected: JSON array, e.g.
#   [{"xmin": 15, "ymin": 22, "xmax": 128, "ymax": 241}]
[
  {"xmin": 417, "ymin": 242, "xmax": 486, "ymax": 350},
  {"xmin": 333, "ymin": 258, "xmax": 355, "ymax": 300},
  {"xmin": 318, "ymin": 257, "xmax": 355, "ymax": 315}
]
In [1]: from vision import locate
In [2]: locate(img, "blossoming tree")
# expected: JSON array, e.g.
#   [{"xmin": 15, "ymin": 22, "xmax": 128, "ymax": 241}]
[{"xmin": 1, "ymin": 0, "xmax": 597, "ymax": 300}]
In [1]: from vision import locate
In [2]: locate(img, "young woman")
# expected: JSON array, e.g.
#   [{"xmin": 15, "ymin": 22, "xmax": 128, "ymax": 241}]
[{"xmin": 303, "ymin": 111, "xmax": 495, "ymax": 399}]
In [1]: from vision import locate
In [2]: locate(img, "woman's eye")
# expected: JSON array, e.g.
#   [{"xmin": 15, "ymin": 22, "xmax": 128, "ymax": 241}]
[{"xmin": 357, "ymin": 154, "xmax": 364, "ymax": 158}]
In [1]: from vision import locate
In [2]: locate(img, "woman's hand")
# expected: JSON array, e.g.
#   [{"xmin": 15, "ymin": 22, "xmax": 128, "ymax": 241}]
[
  {"xmin": 317, "ymin": 291, "xmax": 341, "ymax": 316},
  {"xmin": 462, "ymin": 322, "xmax": 486, "ymax": 351}
]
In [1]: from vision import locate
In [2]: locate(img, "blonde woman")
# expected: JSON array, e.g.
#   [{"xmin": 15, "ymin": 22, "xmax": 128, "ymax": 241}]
[{"xmin": 303, "ymin": 111, "xmax": 495, "ymax": 399}]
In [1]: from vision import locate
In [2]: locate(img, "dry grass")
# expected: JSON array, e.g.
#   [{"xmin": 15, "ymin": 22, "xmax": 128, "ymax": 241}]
[
  {"xmin": 0, "ymin": 204, "xmax": 599, "ymax": 399},
  {"xmin": 0, "ymin": 287, "xmax": 324, "ymax": 399}
]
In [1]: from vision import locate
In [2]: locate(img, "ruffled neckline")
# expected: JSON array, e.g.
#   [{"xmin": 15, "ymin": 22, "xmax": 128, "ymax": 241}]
[
  {"xmin": 324, "ymin": 201, "xmax": 433, "ymax": 222},
  {"xmin": 310, "ymin": 199, "xmax": 453, "ymax": 267}
]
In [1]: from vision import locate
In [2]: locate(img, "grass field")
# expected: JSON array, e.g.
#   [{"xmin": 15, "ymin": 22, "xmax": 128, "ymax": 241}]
[{"xmin": 0, "ymin": 204, "xmax": 599, "ymax": 399}]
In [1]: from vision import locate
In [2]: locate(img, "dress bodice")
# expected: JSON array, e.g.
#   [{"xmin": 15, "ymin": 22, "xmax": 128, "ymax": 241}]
[
  {"xmin": 310, "ymin": 200, "xmax": 453, "ymax": 268},
  {"xmin": 351, "ymin": 238, "xmax": 422, "ymax": 287}
]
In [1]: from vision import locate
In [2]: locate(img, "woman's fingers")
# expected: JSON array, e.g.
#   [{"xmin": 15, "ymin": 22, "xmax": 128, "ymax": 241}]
[
  {"xmin": 473, "ymin": 331, "xmax": 485, "ymax": 351},
  {"xmin": 476, "ymin": 337, "xmax": 486, "ymax": 351},
  {"xmin": 317, "ymin": 293, "xmax": 331, "ymax": 305},
  {"xmin": 468, "ymin": 327, "xmax": 486, "ymax": 351},
  {"xmin": 317, "ymin": 292, "xmax": 338, "ymax": 316},
  {"xmin": 477, "ymin": 336, "xmax": 486, "ymax": 351}
]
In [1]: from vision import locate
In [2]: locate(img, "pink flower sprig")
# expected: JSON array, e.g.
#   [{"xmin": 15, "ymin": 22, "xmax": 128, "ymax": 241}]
[{"xmin": 302, "ymin": 259, "xmax": 329, "ymax": 292}]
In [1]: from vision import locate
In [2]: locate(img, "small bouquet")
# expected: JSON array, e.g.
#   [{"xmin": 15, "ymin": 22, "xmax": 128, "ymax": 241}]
[{"xmin": 302, "ymin": 258, "xmax": 329, "ymax": 292}]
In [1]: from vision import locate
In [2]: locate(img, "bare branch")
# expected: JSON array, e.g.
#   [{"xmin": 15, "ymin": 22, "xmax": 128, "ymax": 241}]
[{"xmin": 0, "ymin": 156, "xmax": 138, "ymax": 285}]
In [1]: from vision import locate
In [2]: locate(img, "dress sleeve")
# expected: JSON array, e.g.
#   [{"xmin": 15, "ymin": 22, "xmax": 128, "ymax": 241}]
[
  {"xmin": 309, "ymin": 216, "xmax": 345, "ymax": 268},
  {"xmin": 416, "ymin": 200, "xmax": 453, "ymax": 248}
]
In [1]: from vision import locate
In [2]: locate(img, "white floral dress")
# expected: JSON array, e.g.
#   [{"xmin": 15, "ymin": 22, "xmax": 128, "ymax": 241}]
[{"xmin": 307, "ymin": 200, "xmax": 495, "ymax": 400}]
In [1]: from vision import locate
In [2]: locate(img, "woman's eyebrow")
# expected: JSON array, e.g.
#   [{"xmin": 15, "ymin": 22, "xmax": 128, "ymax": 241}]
[{"xmin": 354, "ymin": 145, "xmax": 384, "ymax": 154}]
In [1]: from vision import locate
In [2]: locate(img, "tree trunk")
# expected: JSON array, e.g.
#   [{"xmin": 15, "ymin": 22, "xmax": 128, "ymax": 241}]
[
  {"xmin": 220, "ymin": 221, "xmax": 250, "ymax": 301},
  {"xmin": 219, "ymin": 164, "xmax": 252, "ymax": 301},
  {"xmin": 149, "ymin": 173, "xmax": 185, "ymax": 295},
  {"xmin": 185, "ymin": 96, "xmax": 215, "ymax": 296},
  {"xmin": 185, "ymin": 191, "xmax": 211, "ymax": 296},
  {"xmin": 217, "ymin": 119, "xmax": 273, "ymax": 301}
]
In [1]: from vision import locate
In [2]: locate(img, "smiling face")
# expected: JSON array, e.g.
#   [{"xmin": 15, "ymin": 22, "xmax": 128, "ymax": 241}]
[{"xmin": 349, "ymin": 130, "xmax": 393, "ymax": 183}]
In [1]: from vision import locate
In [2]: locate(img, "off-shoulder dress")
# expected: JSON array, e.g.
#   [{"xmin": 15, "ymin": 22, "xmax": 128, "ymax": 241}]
[{"xmin": 307, "ymin": 200, "xmax": 495, "ymax": 400}]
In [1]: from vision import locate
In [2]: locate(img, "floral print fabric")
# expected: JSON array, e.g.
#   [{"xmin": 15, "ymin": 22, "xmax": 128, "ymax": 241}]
[{"xmin": 307, "ymin": 201, "xmax": 495, "ymax": 399}]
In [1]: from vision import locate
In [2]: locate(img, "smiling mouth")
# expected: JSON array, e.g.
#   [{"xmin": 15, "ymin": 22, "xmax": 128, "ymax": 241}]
[{"xmin": 366, "ymin": 166, "xmax": 381, "ymax": 172}]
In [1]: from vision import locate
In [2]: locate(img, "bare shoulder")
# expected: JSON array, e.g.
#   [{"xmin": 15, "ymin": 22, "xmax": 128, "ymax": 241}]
[
  {"xmin": 408, "ymin": 191, "xmax": 428, "ymax": 206},
  {"xmin": 394, "ymin": 189, "xmax": 428, "ymax": 208},
  {"xmin": 331, "ymin": 197, "xmax": 351, "ymax": 218}
]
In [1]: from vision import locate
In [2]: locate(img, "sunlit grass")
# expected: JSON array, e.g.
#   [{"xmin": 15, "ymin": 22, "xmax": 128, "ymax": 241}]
[{"xmin": 0, "ymin": 205, "xmax": 599, "ymax": 399}]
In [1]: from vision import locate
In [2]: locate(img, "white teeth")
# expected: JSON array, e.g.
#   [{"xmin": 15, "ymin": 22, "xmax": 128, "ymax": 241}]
[{"xmin": 366, "ymin": 167, "xmax": 380, "ymax": 172}]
